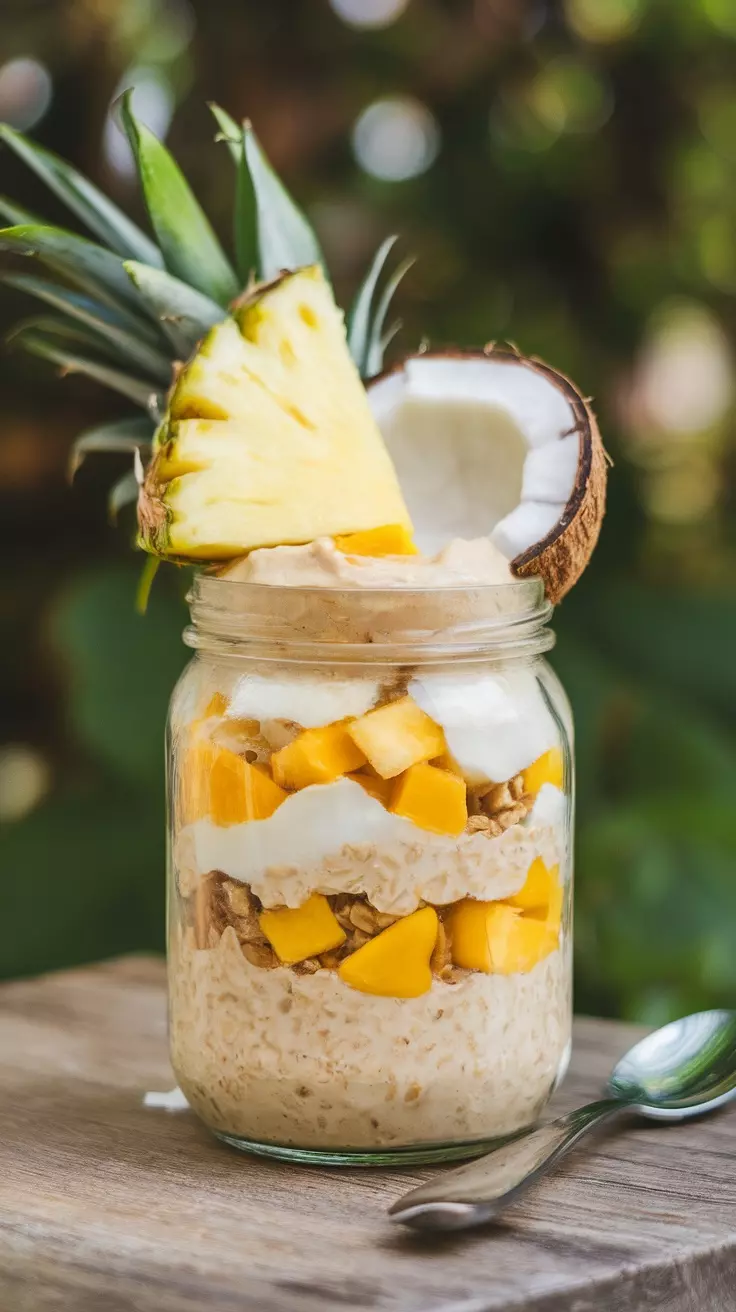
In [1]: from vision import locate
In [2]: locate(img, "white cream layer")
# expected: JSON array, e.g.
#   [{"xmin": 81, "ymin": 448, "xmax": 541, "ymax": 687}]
[{"xmin": 178, "ymin": 781, "xmax": 566, "ymax": 913}]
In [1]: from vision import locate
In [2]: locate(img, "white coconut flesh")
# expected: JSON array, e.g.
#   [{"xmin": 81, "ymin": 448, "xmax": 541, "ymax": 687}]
[{"xmin": 367, "ymin": 351, "xmax": 605, "ymax": 600}]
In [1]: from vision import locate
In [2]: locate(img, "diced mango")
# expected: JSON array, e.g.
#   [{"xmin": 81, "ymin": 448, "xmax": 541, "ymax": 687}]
[
  {"xmin": 505, "ymin": 857, "xmax": 560, "ymax": 913},
  {"xmin": 347, "ymin": 770, "xmax": 394, "ymax": 806},
  {"xmin": 347, "ymin": 696, "xmax": 446, "ymax": 779},
  {"xmin": 271, "ymin": 721, "xmax": 366, "ymax": 790},
  {"xmin": 259, "ymin": 893, "xmax": 346, "ymax": 964},
  {"xmin": 333, "ymin": 524, "xmax": 418, "ymax": 556},
  {"xmin": 389, "ymin": 763, "xmax": 468, "ymax": 836},
  {"xmin": 445, "ymin": 899, "xmax": 557, "ymax": 975},
  {"xmin": 338, "ymin": 907, "xmax": 438, "ymax": 998},
  {"xmin": 431, "ymin": 751, "xmax": 464, "ymax": 776},
  {"xmin": 527, "ymin": 877, "xmax": 564, "ymax": 937},
  {"xmin": 181, "ymin": 742, "xmax": 287, "ymax": 826},
  {"xmin": 202, "ymin": 691, "xmax": 229, "ymax": 718},
  {"xmin": 523, "ymin": 747, "xmax": 564, "ymax": 796}
]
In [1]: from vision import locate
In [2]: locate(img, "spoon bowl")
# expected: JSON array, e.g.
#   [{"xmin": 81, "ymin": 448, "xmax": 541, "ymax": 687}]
[{"xmin": 390, "ymin": 1009, "xmax": 736, "ymax": 1231}]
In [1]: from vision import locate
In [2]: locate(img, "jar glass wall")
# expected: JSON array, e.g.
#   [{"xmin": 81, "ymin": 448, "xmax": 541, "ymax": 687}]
[{"xmin": 167, "ymin": 574, "xmax": 573, "ymax": 1164}]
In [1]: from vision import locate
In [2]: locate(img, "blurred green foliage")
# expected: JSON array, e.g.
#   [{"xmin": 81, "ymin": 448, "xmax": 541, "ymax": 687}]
[{"xmin": 1, "ymin": 0, "xmax": 736, "ymax": 1024}]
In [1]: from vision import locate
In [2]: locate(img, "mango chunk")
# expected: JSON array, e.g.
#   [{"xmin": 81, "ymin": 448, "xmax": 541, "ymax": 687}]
[
  {"xmin": 202, "ymin": 691, "xmax": 229, "ymax": 718},
  {"xmin": 259, "ymin": 893, "xmax": 346, "ymax": 964},
  {"xmin": 446, "ymin": 899, "xmax": 557, "ymax": 975},
  {"xmin": 347, "ymin": 770, "xmax": 394, "ymax": 806},
  {"xmin": 334, "ymin": 524, "xmax": 419, "ymax": 556},
  {"xmin": 181, "ymin": 742, "xmax": 287, "ymax": 825},
  {"xmin": 271, "ymin": 721, "xmax": 366, "ymax": 790},
  {"xmin": 523, "ymin": 747, "xmax": 564, "ymax": 796},
  {"xmin": 505, "ymin": 857, "xmax": 560, "ymax": 914},
  {"xmin": 347, "ymin": 696, "xmax": 446, "ymax": 779},
  {"xmin": 338, "ymin": 906, "xmax": 438, "ymax": 997},
  {"xmin": 389, "ymin": 763, "xmax": 468, "ymax": 836}
]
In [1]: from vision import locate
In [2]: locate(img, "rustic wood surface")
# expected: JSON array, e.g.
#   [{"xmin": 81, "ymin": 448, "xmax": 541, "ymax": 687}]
[{"xmin": 0, "ymin": 956, "xmax": 735, "ymax": 1312}]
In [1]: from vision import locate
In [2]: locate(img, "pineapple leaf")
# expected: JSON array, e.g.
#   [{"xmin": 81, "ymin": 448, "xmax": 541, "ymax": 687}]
[
  {"xmin": 0, "ymin": 194, "xmax": 43, "ymax": 226},
  {"xmin": 0, "ymin": 124, "xmax": 163, "ymax": 266},
  {"xmin": 0, "ymin": 224, "xmax": 157, "ymax": 319},
  {"xmin": 135, "ymin": 555, "xmax": 161, "ymax": 615},
  {"xmin": 11, "ymin": 327, "xmax": 161, "ymax": 408},
  {"xmin": 208, "ymin": 104, "xmax": 257, "ymax": 280},
  {"xmin": 119, "ymin": 91, "xmax": 239, "ymax": 307},
  {"xmin": 69, "ymin": 417, "xmax": 155, "ymax": 481},
  {"xmin": 3, "ymin": 274, "xmax": 171, "ymax": 381},
  {"xmin": 2, "ymin": 270, "xmax": 164, "ymax": 346},
  {"xmin": 210, "ymin": 105, "xmax": 327, "ymax": 283},
  {"xmin": 347, "ymin": 235, "xmax": 398, "ymax": 376},
  {"xmin": 108, "ymin": 469, "xmax": 141, "ymax": 523},
  {"xmin": 364, "ymin": 256, "xmax": 414, "ymax": 377},
  {"xmin": 123, "ymin": 261, "xmax": 225, "ymax": 358}
]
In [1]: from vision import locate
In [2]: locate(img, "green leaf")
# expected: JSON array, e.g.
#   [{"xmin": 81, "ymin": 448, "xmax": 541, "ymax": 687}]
[
  {"xmin": 0, "ymin": 123, "xmax": 163, "ymax": 265},
  {"xmin": 208, "ymin": 104, "xmax": 258, "ymax": 282},
  {"xmin": 364, "ymin": 256, "xmax": 414, "ymax": 377},
  {"xmin": 0, "ymin": 194, "xmax": 42, "ymax": 226},
  {"xmin": 244, "ymin": 121, "xmax": 326, "ymax": 281},
  {"xmin": 119, "ymin": 91, "xmax": 239, "ymax": 306},
  {"xmin": 108, "ymin": 469, "xmax": 141, "ymax": 522},
  {"xmin": 135, "ymin": 555, "xmax": 161, "ymax": 614},
  {"xmin": 209, "ymin": 102, "xmax": 240, "ymax": 163},
  {"xmin": 347, "ymin": 235, "xmax": 398, "ymax": 374},
  {"xmin": 69, "ymin": 416, "xmax": 154, "ymax": 480},
  {"xmin": 11, "ymin": 327, "xmax": 160, "ymax": 408},
  {"xmin": 4, "ymin": 276, "xmax": 172, "ymax": 381},
  {"xmin": 0, "ymin": 223, "xmax": 156, "ymax": 318},
  {"xmin": 123, "ymin": 260, "xmax": 225, "ymax": 357},
  {"xmin": 2, "ymin": 269, "xmax": 162, "ymax": 343}
]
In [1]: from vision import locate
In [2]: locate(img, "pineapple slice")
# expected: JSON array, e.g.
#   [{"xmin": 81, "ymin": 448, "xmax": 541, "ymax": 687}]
[
  {"xmin": 138, "ymin": 267, "xmax": 412, "ymax": 559},
  {"xmin": 347, "ymin": 696, "xmax": 446, "ymax": 780}
]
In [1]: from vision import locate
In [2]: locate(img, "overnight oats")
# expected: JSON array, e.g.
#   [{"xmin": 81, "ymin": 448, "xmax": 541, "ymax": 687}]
[
  {"xmin": 167, "ymin": 538, "xmax": 574, "ymax": 1162},
  {"xmin": 3, "ymin": 115, "xmax": 606, "ymax": 1162}
]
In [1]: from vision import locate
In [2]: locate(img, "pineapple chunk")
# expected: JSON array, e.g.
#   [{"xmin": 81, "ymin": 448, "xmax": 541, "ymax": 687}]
[
  {"xmin": 347, "ymin": 696, "xmax": 446, "ymax": 780},
  {"xmin": 347, "ymin": 770, "xmax": 394, "ymax": 805},
  {"xmin": 181, "ymin": 742, "xmax": 287, "ymax": 826},
  {"xmin": 259, "ymin": 893, "xmax": 345, "ymax": 964},
  {"xmin": 271, "ymin": 722, "xmax": 366, "ymax": 790},
  {"xmin": 389, "ymin": 763, "xmax": 467, "ymax": 836},
  {"xmin": 338, "ymin": 907, "xmax": 438, "ymax": 998},
  {"xmin": 505, "ymin": 857, "xmax": 560, "ymax": 914},
  {"xmin": 333, "ymin": 525, "xmax": 418, "ymax": 556},
  {"xmin": 446, "ymin": 899, "xmax": 557, "ymax": 975},
  {"xmin": 138, "ymin": 267, "xmax": 412, "ymax": 560},
  {"xmin": 523, "ymin": 747, "xmax": 564, "ymax": 796}
]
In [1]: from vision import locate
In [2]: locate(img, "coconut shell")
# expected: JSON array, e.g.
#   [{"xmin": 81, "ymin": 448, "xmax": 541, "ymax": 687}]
[{"xmin": 368, "ymin": 344, "xmax": 608, "ymax": 604}]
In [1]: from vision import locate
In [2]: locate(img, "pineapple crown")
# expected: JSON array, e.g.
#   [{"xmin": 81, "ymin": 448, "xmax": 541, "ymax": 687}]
[{"xmin": 0, "ymin": 96, "xmax": 412, "ymax": 538}]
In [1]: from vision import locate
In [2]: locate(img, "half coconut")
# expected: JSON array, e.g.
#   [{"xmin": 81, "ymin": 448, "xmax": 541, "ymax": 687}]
[{"xmin": 367, "ymin": 347, "xmax": 607, "ymax": 602}]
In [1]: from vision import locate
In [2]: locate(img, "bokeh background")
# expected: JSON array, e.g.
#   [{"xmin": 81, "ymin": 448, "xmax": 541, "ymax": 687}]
[{"xmin": 1, "ymin": 0, "xmax": 735, "ymax": 1022}]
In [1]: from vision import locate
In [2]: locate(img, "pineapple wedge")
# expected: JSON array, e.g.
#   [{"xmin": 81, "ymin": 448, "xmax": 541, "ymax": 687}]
[{"xmin": 138, "ymin": 266, "xmax": 412, "ymax": 559}]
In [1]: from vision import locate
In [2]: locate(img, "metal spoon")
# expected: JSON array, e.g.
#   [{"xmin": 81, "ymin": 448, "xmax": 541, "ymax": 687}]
[{"xmin": 389, "ymin": 1008, "xmax": 736, "ymax": 1231}]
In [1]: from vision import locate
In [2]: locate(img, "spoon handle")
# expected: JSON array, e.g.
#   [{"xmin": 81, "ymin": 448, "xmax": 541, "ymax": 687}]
[{"xmin": 389, "ymin": 1098, "xmax": 626, "ymax": 1230}]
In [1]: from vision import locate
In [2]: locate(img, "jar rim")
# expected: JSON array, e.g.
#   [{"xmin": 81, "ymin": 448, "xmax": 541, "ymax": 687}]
[{"xmin": 185, "ymin": 570, "xmax": 554, "ymax": 664}]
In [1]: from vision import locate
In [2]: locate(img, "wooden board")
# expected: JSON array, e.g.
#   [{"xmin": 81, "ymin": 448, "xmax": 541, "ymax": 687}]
[{"xmin": 0, "ymin": 956, "xmax": 735, "ymax": 1312}]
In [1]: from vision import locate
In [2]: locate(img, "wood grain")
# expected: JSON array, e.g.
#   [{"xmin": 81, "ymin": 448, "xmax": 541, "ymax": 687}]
[{"xmin": 0, "ymin": 956, "xmax": 735, "ymax": 1312}]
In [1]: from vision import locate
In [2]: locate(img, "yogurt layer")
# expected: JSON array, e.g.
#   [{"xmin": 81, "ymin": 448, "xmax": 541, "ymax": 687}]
[
  {"xmin": 178, "ymin": 781, "xmax": 566, "ymax": 913},
  {"xmin": 170, "ymin": 923, "xmax": 571, "ymax": 1149}
]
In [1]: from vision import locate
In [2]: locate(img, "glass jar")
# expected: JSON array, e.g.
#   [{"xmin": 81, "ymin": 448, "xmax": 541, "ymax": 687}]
[{"xmin": 167, "ymin": 572, "xmax": 573, "ymax": 1165}]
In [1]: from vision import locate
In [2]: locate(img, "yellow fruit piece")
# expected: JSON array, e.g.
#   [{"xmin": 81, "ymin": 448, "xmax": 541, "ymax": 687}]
[
  {"xmin": 523, "ymin": 747, "xmax": 564, "ymax": 796},
  {"xmin": 271, "ymin": 721, "xmax": 366, "ymax": 790},
  {"xmin": 347, "ymin": 696, "xmax": 446, "ymax": 779},
  {"xmin": 527, "ymin": 877, "xmax": 564, "ymax": 937},
  {"xmin": 182, "ymin": 742, "xmax": 287, "ymax": 826},
  {"xmin": 259, "ymin": 893, "xmax": 346, "ymax": 964},
  {"xmin": 333, "ymin": 524, "xmax": 418, "ymax": 556},
  {"xmin": 446, "ymin": 900, "xmax": 557, "ymax": 975},
  {"xmin": 202, "ymin": 691, "xmax": 229, "ymax": 718},
  {"xmin": 431, "ymin": 751, "xmax": 463, "ymax": 776},
  {"xmin": 338, "ymin": 907, "xmax": 438, "ymax": 998},
  {"xmin": 347, "ymin": 770, "xmax": 394, "ymax": 805},
  {"xmin": 505, "ymin": 857, "xmax": 560, "ymax": 913},
  {"xmin": 389, "ymin": 763, "xmax": 467, "ymax": 836}
]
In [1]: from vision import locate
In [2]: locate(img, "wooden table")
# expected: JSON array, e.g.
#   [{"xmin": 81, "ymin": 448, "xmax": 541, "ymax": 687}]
[{"xmin": 0, "ymin": 957, "xmax": 735, "ymax": 1312}]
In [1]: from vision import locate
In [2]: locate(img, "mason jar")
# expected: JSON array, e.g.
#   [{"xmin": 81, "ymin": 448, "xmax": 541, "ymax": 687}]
[{"xmin": 167, "ymin": 571, "xmax": 573, "ymax": 1165}]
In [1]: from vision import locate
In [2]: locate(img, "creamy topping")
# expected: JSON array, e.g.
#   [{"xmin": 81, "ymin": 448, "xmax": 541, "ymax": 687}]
[
  {"xmin": 226, "ymin": 670, "xmax": 381, "ymax": 728},
  {"xmin": 220, "ymin": 535, "xmax": 512, "ymax": 589}
]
